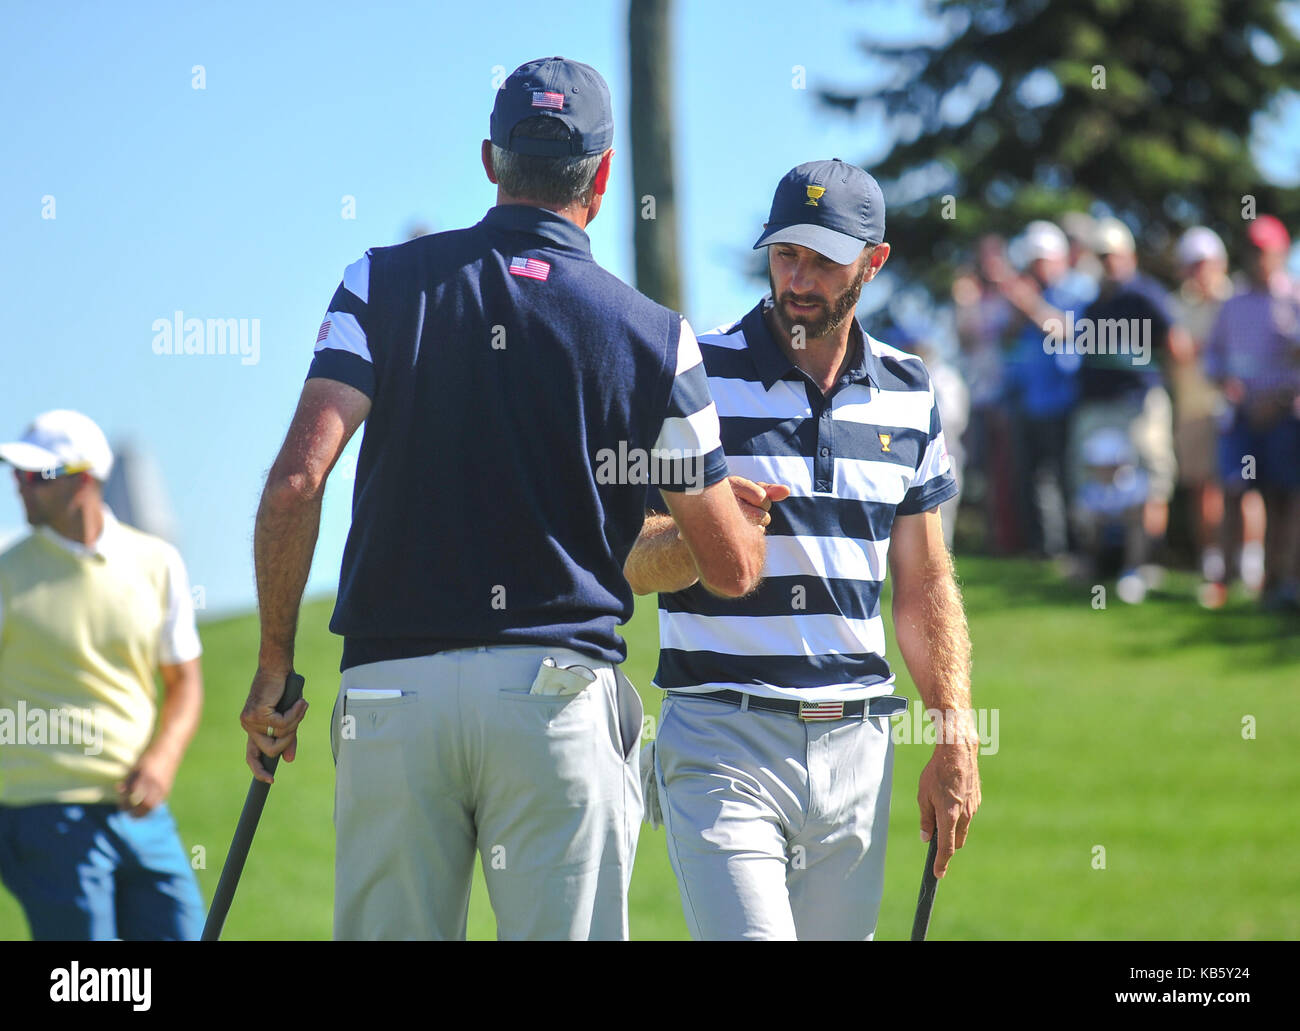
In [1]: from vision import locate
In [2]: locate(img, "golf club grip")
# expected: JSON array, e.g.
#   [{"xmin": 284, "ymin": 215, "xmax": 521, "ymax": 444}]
[
  {"xmin": 910, "ymin": 835, "xmax": 940, "ymax": 942},
  {"xmin": 200, "ymin": 671, "xmax": 305, "ymax": 941},
  {"xmin": 258, "ymin": 672, "xmax": 306, "ymax": 773}
]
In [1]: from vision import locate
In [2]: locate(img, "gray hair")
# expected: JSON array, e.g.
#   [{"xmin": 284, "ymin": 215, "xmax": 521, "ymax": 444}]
[{"xmin": 489, "ymin": 116, "xmax": 603, "ymax": 209}]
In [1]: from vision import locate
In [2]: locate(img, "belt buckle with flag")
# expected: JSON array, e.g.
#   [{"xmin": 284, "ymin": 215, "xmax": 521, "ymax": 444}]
[{"xmin": 798, "ymin": 700, "xmax": 844, "ymax": 721}]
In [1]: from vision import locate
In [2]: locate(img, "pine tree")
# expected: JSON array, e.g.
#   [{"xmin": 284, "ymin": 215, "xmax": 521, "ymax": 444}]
[{"xmin": 821, "ymin": 0, "xmax": 1300, "ymax": 292}]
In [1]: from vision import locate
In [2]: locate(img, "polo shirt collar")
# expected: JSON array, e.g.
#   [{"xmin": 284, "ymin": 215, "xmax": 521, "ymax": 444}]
[
  {"xmin": 740, "ymin": 298, "xmax": 881, "ymax": 391},
  {"xmin": 481, "ymin": 204, "xmax": 593, "ymax": 257},
  {"xmin": 37, "ymin": 505, "xmax": 122, "ymax": 561}
]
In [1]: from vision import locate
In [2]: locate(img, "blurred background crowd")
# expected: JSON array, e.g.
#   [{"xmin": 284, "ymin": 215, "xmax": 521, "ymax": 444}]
[{"xmin": 886, "ymin": 211, "xmax": 1300, "ymax": 611}]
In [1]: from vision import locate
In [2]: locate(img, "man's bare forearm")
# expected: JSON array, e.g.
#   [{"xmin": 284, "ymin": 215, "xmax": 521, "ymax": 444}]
[
  {"xmin": 892, "ymin": 549, "xmax": 976, "ymax": 741},
  {"xmin": 254, "ymin": 476, "xmax": 324, "ymax": 674},
  {"xmin": 624, "ymin": 512, "xmax": 700, "ymax": 595}
]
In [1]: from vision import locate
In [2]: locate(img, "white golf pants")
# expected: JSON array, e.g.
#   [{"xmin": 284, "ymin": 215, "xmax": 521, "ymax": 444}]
[
  {"xmin": 330, "ymin": 645, "xmax": 643, "ymax": 940},
  {"xmin": 654, "ymin": 691, "xmax": 897, "ymax": 940}
]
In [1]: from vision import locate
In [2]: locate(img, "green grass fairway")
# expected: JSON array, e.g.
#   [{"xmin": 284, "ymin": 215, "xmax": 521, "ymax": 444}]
[{"xmin": 2, "ymin": 555, "xmax": 1296, "ymax": 939}]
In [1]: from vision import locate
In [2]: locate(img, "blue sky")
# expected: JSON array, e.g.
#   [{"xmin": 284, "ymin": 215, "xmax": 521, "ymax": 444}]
[
  {"xmin": 0, "ymin": 0, "xmax": 919, "ymax": 614},
  {"xmin": 1, "ymin": 0, "xmax": 1295, "ymax": 616}
]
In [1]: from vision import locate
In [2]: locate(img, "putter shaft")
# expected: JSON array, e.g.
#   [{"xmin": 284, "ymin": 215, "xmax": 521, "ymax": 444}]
[{"xmin": 200, "ymin": 672, "xmax": 305, "ymax": 941}]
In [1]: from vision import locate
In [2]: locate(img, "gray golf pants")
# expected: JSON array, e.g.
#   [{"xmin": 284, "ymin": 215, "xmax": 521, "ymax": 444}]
[
  {"xmin": 654, "ymin": 692, "xmax": 898, "ymax": 940},
  {"xmin": 330, "ymin": 645, "xmax": 643, "ymax": 940}
]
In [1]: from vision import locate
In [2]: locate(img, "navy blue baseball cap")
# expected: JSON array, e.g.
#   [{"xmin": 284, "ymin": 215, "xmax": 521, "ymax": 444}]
[
  {"xmin": 753, "ymin": 159, "xmax": 886, "ymax": 265},
  {"xmin": 490, "ymin": 57, "xmax": 614, "ymax": 157}
]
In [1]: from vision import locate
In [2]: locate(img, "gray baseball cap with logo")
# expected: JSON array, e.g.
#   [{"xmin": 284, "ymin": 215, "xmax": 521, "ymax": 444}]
[{"xmin": 753, "ymin": 158, "xmax": 887, "ymax": 265}]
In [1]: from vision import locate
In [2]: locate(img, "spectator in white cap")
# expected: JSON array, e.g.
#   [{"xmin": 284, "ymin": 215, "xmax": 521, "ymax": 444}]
[
  {"xmin": 1071, "ymin": 216, "xmax": 1179, "ymax": 601},
  {"xmin": 0, "ymin": 410, "xmax": 205, "ymax": 939},
  {"xmin": 1169, "ymin": 227, "xmax": 1237, "ymax": 607},
  {"xmin": 997, "ymin": 220, "xmax": 1091, "ymax": 560}
]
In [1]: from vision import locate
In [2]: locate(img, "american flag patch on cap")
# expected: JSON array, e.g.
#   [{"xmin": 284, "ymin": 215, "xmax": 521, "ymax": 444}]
[
  {"xmin": 509, "ymin": 257, "xmax": 551, "ymax": 281},
  {"xmin": 316, "ymin": 320, "xmax": 331, "ymax": 343},
  {"xmin": 531, "ymin": 90, "xmax": 565, "ymax": 110}
]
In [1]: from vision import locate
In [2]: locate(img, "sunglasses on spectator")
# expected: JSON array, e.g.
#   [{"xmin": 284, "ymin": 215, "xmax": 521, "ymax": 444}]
[{"xmin": 13, "ymin": 464, "xmax": 89, "ymax": 485}]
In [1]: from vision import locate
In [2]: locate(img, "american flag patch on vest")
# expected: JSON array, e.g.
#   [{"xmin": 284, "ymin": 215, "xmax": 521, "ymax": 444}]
[{"xmin": 509, "ymin": 257, "xmax": 551, "ymax": 281}]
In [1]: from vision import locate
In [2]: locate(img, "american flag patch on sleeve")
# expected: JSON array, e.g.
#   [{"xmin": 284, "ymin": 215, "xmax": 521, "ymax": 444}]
[
  {"xmin": 531, "ymin": 90, "xmax": 565, "ymax": 110},
  {"xmin": 316, "ymin": 320, "xmax": 331, "ymax": 343},
  {"xmin": 509, "ymin": 257, "xmax": 551, "ymax": 281}
]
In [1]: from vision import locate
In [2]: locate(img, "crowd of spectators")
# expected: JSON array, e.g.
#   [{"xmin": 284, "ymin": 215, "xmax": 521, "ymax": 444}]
[{"xmin": 930, "ymin": 212, "xmax": 1299, "ymax": 610}]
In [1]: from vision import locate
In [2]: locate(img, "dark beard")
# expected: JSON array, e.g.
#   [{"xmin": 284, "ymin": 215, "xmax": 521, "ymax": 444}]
[{"xmin": 767, "ymin": 263, "xmax": 865, "ymax": 341}]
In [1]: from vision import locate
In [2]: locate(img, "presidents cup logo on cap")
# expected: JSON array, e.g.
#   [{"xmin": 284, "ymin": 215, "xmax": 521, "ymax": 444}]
[
  {"xmin": 755, "ymin": 159, "xmax": 887, "ymax": 266},
  {"xmin": 491, "ymin": 56, "xmax": 614, "ymax": 158}
]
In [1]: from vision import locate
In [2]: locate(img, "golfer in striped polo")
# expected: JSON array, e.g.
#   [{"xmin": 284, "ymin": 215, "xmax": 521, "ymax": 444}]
[{"xmin": 625, "ymin": 160, "xmax": 983, "ymax": 940}]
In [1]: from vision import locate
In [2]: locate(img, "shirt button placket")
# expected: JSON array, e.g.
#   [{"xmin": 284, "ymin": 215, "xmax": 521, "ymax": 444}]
[{"xmin": 813, "ymin": 406, "xmax": 834, "ymax": 494}]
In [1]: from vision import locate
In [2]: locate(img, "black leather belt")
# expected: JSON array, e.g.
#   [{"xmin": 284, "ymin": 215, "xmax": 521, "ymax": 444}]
[{"xmin": 670, "ymin": 689, "xmax": 909, "ymax": 722}]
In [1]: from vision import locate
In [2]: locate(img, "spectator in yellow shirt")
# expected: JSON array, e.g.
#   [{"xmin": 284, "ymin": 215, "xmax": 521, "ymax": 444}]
[{"xmin": 0, "ymin": 410, "xmax": 204, "ymax": 940}]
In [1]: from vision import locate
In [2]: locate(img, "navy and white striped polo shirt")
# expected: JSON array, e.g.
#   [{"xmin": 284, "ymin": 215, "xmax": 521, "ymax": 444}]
[
  {"xmin": 654, "ymin": 300, "xmax": 957, "ymax": 702},
  {"xmin": 307, "ymin": 204, "xmax": 727, "ymax": 671}
]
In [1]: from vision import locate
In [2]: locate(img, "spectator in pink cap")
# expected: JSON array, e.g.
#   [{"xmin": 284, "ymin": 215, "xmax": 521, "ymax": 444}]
[{"xmin": 1204, "ymin": 216, "xmax": 1300, "ymax": 609}]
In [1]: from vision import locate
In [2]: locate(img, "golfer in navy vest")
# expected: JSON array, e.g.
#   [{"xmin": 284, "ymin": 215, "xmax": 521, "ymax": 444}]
[
  {"xmin": 627, "ymin": 161, "xmax": 983, "ymax": 939},
  {"xmin": 238, "ymin": 57, "xmax": 764, "ymax": 940}
]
